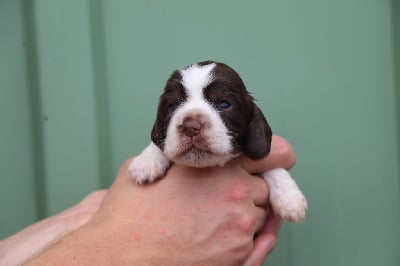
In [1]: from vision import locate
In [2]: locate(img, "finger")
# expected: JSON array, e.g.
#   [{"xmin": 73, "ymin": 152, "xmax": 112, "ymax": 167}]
[
  {"xmin": 257, "ymin": 209, "xmax": 283, "ymax": 235},
  {"xmin": 244, "ymin": 235, "xmax": 276, "ymax": 266},
  {"xmin": 244, "ymin": 210, "xmax": 283, "ymax": 266},
  {"xmin": 249, "ymin": 175, "xmax": 269, "ymax": 208},
  {"xmin": 239, "ymin": 135, "xmax": 296, "ymax": 174},
  {"xmin": 253, "ymin": 206, "xmax": 268, "ymax": 235}
]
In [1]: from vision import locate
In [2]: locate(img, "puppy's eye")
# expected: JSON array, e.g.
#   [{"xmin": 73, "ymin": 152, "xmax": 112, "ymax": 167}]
[
  {"xmin": 218, "ymin": 100, "xmax": 231, "ymax": 110},
  {"xmin": 167, "ymin": 103, "xmax": 176, "ymax": 111}
]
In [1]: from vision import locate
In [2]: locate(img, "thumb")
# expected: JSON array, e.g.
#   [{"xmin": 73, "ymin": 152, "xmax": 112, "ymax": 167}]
[
  {"xmin": 237, "ymin": 135, "xmax": 297, "ymax": 175},
  {"xmin": 243, "ymin": 235, "xmax": 276, "ymax": 266}
]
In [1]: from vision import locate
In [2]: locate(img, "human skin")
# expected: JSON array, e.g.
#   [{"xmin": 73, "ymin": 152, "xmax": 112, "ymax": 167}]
[
  {"xmin": 0, "ymin": 190, "xmax": 107, "ymax": 265},
  {"xmin": 1, "ymin": 135, "xmax": 294, "ymax": 266}
]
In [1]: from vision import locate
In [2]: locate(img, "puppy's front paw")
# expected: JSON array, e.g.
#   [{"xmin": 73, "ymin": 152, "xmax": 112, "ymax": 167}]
[
  {"xmin": 269, "ymin": 185, "xmax": 308, "ymax": 223},
  {"xmin": 128, "ymin": 143, "xmax": 170, "ymax": 185},
  {"xmin": 263, "ymin": 168, "xmax": 308, "ymax": 223}
]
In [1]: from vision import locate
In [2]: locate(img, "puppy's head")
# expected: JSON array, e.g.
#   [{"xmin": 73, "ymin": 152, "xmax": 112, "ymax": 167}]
[{"xmin": 151, "ymin": 61, "xmax": 272, "ymax": 167}]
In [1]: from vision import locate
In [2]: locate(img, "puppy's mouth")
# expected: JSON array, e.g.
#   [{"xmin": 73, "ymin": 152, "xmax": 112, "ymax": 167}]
[
  {"xmin": 179, "ymin": 136, "xmax": 213, "ymax": 156},
  {"xmin": 176, "ymin": 147, "xmax": 221, "ymax": 167},
  {"xmin": 172, "ymin": 137, "xmax": 228, "ymax": 167},
  {"xmin": 182, "ymin": 146, "xmax": 214, "ymax": 160}
]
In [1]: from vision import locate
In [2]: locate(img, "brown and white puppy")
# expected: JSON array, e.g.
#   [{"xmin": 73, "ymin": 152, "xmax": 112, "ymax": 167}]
[{"xmin": 129, "ymin": 61, "xmax": 307, "ymax": 222}]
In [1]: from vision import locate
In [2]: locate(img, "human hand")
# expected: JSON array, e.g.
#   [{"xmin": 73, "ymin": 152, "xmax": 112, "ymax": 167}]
[
  {"xmin": 90, "ymin": 161, "xmax": 269, "ymax": 265},
  {"xmin": 0, "ymin": 190, "xmax": 107, "ymax": 265},
  {"xmin": 26, "ymin": 135, "xmax": 294, "ymax": 265}
]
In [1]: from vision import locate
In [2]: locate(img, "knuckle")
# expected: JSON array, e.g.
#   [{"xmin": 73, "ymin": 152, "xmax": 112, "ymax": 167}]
[
  {"xmin": 226, "ymin": 183, "xmax": 251, "ymax": 204},
  {"xmin": 238, "ymin": 213, "xmax": 257, "ymax": 234}
]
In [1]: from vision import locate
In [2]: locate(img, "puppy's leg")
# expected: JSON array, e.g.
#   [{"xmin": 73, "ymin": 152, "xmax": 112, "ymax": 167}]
[
  {"xmin": 128, "ymin": 142, "xmax": 171, "ymax": 185},
  {"xmin": 262, "ymin": 168, "xmax": 307, "ymax": 223}
]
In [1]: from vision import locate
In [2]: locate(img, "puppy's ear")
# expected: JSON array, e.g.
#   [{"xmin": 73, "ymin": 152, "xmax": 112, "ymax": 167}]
[
  {"xmin": 243, "ymin": 104, "xmax": 272, "ymax": 160},
  {"xmin": 151, "ymin": 112, "xmax": 167, "ymax": 150}
]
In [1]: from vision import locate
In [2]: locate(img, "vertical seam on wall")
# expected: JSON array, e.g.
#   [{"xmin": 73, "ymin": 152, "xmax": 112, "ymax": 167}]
[
  {"xmin": 391, "ymin": 0, "xmax": 400, "ymax": 199},
  {"xmin": 21, "ymin": 0, "xmax": 47, "ymax": 220},
  {"xmin": 391, "ymin": 0, "xmax": 400, "ymax": 216},
  {"xmin": 88, "ymin": 0, "xmax": 113, "ymax": 188}
]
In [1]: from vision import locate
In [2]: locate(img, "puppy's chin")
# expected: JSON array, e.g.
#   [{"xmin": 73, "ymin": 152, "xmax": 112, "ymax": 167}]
[{"xmin": 169, "ymin": 147, "xmax": 235, "ymax": 168}]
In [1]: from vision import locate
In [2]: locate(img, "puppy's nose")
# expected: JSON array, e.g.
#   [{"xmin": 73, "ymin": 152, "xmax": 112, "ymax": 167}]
[{"xmin": 181, "ymin": 117, "xmax": 202, "ymax": 137}]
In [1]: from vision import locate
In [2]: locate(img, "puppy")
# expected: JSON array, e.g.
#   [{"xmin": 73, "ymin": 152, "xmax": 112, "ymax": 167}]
[{"xmin": 129, "ymin": 61, "xmax": 307, "ymax": 222}]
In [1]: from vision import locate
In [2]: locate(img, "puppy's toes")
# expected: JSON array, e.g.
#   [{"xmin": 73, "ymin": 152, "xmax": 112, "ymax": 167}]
[
  {"xmin": 263, "ymin": 168, "xmax": 307, "ymax": 223},
  {"xmin": 270, "ymin": 189, "xmax": 308, "ymax": 223},
  {"xmin": 128, "ymin": 156, "xmax": 169, "ymax": 185},
  {"xmin": 128, "ymin": 142, "xmax": 171, "ymax": 185},
  {"xmin": 128, "ymin": 160, "xmax": 150, "ymax": 185}
]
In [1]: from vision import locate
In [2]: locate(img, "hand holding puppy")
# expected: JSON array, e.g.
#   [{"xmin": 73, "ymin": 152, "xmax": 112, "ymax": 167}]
[{"xmin": 25, "ymin": 136, "xmax": 293, "ymax": 266}]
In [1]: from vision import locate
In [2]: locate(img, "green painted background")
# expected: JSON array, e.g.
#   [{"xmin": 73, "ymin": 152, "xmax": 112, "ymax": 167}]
[{"xmin": 1, "ymin": 0, "xmax": 399, "ymax": 265}]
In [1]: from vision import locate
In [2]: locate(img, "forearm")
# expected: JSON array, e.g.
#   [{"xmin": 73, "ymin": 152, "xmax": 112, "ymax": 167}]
[
  {"xmin": 1, "ymin": 214, "xmax": 83, "ymax": 265},
  {"xmin": 25, "ymin": 221, "xmax": 182, "ymax": 266},
  {"xmin": 0, "ymin": 190, "xmax": 106, "ymax": 266},
  {"xmin": 25, "ymin": 223, "xmax": 118, "ymax": 265}
]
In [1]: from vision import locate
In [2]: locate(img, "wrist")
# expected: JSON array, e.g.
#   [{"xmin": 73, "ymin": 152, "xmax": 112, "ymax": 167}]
[
  {"xmin": 25, "ymin": 221, "xmax": 112, "ymax": 265},
  {"xmin": 26, "ymin": 215, "xmax": 152, "ymax": 265},
  {"xmin": 0, "ymin": 215, "xmax": 76, "ymax": 266}
]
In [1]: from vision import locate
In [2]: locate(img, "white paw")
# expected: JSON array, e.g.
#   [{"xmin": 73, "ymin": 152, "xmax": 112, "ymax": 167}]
[
  {"xmin": 128, "ymin": 143, "xmax": 170, "ymax": 185},
  {"xmin": 269, "ymin": 185, "xmax": 307, "ymax": 223},
  {"xmin": 263, "ymin": 168, "xmax": 308, "ymax": 223}
]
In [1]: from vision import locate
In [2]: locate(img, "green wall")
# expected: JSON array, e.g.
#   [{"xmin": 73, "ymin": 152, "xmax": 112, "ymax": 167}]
[
  {"xmin": 1, "ymin": 1, "xmax": 399, "ymax": 265},
  {"xmin": 0, "ymin": 0, "xmax": 38, "ymax": 236}
]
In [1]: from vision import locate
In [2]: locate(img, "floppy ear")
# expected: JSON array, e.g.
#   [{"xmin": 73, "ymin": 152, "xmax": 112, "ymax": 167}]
[
  {"xmin": 243, "ymin": 104, "xmax": 272, "ymax": 160},
  {"xmin": 151, "ymin": 110, "xmax": 167, "ymax": 150}
]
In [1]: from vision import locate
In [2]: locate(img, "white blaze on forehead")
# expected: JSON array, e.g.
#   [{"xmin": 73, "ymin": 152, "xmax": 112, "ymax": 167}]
[{"xmin": 180, "ymin": 63, "xmax": 216, "ymax": 98}]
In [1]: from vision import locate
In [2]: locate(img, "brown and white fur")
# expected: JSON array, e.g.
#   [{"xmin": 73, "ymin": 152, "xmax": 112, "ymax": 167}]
[{"xmin": 129, "ymin": 61, "xmax": 307, "ymax": 222}]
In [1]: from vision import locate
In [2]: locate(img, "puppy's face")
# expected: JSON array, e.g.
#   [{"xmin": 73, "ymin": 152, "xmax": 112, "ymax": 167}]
[{"xmin": 151, "ymin": 61, "xmax": 272, "ymax": 167}]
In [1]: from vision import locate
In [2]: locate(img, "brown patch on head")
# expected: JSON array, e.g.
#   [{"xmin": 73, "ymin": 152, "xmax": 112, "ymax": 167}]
[
  {"xmin": 151, "ymin": 70, "xmax": 187, "ymax": 149},
  {"xmin": 202, "ymin": 61, "xmax": 272, "ymax": 160}
]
